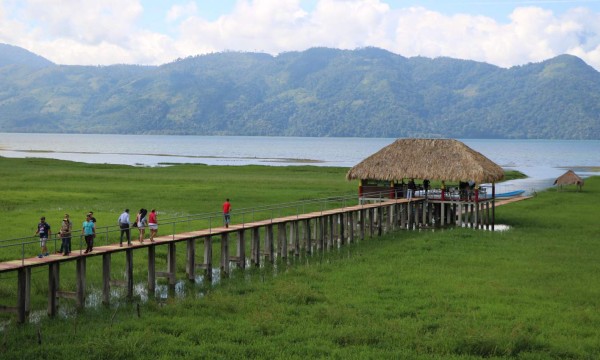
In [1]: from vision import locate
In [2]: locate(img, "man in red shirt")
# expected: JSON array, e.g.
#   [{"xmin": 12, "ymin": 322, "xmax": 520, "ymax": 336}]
[{"xmin": 223, "ymin": 199, "xmax": 231, "ymax": 228}]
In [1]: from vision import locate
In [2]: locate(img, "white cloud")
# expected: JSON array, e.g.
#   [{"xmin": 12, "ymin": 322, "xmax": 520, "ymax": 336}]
[
  {"xmin": 167, "ymin": 2, "xmax": 197, "ymax": 23},
  {"xmin": 1, "ymin": 0, "xmax": 600, "ymax": 71}
]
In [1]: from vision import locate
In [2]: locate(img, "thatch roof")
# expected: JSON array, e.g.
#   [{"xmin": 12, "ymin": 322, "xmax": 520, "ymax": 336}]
[
  {"xmin": 554, "ymin": 170, "xmax": 584, "ymax": 186},
  {"xmin": 346, "ymin": 138, "xmax": 504, "ymax": 183}
]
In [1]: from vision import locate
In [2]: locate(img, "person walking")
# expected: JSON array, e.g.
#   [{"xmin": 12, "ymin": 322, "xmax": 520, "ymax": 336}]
[
  {"xmin": 34, "ymin": 216, "xmax": 51, "ymax": 258},
  {"xmin": 223, "ymin": 198, "xmax": 231, "ymax": 228},
  {"xmin": 136, "ymin": 208, "xmax": 148, "ymax": 243},
  {"xmin": 407, "ymin": 179, "xmax": 416, "ymax": 200},
  {"xmin": 59, "ymin": 214, "xmax": 72, "ymax": 256},
  {"xmin": 82, "ymin": 213, "xmax": 95, "ymax": 254},
  {"xmin": 118, "ymin": 209, "xmax": 131, "ymax": 247},
  {"xmin": 148, "ymin": 209, "xmax": 158, "ymax": 242}
]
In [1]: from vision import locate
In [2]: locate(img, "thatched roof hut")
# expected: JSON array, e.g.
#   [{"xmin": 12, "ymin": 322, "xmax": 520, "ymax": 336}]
[
  {"xmin": 554, "ymin": 170, "xmax": 584, "ymax": 190},
  {"xmin": 346, "ymin": 138, "xmax": 504, "ymax": 183}
]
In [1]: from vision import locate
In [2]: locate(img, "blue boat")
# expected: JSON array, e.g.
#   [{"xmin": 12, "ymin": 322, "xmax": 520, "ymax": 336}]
[{"xmin": 489, "ymin": 190, "xmax": 525, "ymax": 198}]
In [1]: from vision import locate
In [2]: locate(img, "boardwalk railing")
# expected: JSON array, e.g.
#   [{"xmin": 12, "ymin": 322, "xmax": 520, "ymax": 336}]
[{"xmin": 0, "ymin": 191, "xmax": 395, "ymax": 264}]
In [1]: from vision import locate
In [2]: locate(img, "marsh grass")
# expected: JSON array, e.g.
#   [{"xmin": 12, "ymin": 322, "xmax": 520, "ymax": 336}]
[{"xmin": 0, "ymin": 158, "xmax": 598, "ymax": 359}]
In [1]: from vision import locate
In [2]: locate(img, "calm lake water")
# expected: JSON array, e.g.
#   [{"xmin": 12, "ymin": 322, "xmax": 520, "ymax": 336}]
[{"xmin": 1, "ymin": 133, "xmax": 598, "ymax": 194}]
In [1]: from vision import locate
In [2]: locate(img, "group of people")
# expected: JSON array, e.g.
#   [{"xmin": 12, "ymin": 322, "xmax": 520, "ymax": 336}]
[
  {"xmin": 394, "ymin": 179, "xmax": 430, "ymax": 200},
  {"xmin": 34, "ymin": 211, "xmax": 96, "ymax": 258},
  {"xmin": 34, "ymin": 199, "xmax": 232, "ymax": 258},
  {"xmin": 117, "ymin": 208, "xmax": 158, "ymax": 246}
]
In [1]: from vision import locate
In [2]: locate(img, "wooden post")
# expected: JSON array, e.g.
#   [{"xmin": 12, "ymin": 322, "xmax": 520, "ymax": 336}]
[
  {"xmin": 492, "ymin": 182, "xmax": 496, "ymax": 231},
  {"xmin": 76, "ymin": 257, "xmax": 86, "ymax": 308},
  {"xmin": 338, "ymin": 213, "xmax": 344, "ymax": 246},
  {"xmin": 126, "ymin": 248, "xmax": 134, "ymax": 299},
  {"xmin": 166, "ymin": 243, "xmax": 176, "ymax": 285},
  {"xmin": 17, "ymin": 268, "xmax": 29, "ymax": 323},
  {"xmin": 407, "ymin": 203, "xmax": 413, "ymax": 230},
  {"xmin": 291, "ymin": 221, "xmax": 300, "ymax": 256},
  {"xmin": 204, "ymin": 236, "xmax": 213, "ymax": 281},
  {"xmin": 485, "ymin": 201, "xmax": 490, "ymax": 230},
  {"xmin": 237, "ymin": 229, "xmax": 246, "ymax": 269},
  {"xmin": 148, "ymin": 245, "xmax": 156, "ymax": 294},
  {"xmin": 186, "ymin": 238, "xmax": 195, "ymax": 281},
  {"xmin": 368, "ymin": 208, "xmax": 375, "ymax": 237},
  {"xmin": 102, "ymin": 253, "xmax": 111, "ymax": 305},
  {"xmin": 277, "ymin": 223, "xmax": 287, "ymax": 259},
  {"xmin": 328, "ymin": 216, "xmax": 334, "ymax": 250},
  {"xmin": 251, "ymin": 228, "xmax": 260, "ymax": 267},
  {"xmin": 317, "ymin": 216, "xmax": 324, "ymax": 251},
  {"xmin": 220, "ymin": 233, "xmax": 229, "ymax": 276},
  {"xmin": 265, "ymin": 224, "xmax": 274, "ymax": 263},
  {"xmin": 441, "ymin": 202, "xmax": 446, "ymax": 226},
  {"xmin": 48, "ymin": 262, "xmax": 59, "ymax": 317},
  {"xmin": 359, "ymin": 209, "xmax": 365, "ymax": 240},
  {"xmin": 304, "ymin": 219, "xmax": 311, "ymax": 254},
  {"xmin": 348, "ymin": 211, "xmax": 355, "ymax": 244}
]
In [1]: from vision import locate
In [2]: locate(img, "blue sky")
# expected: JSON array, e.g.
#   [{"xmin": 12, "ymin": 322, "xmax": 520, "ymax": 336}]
[{"xmin": 1, "ymin": 0, "xmax": 600, "ymax": 70}]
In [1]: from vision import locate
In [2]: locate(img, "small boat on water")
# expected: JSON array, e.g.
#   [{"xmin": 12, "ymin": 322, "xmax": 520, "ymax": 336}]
[{"xmin": 485, "ymin": 190, "xmax": 525, "ymax": 199}]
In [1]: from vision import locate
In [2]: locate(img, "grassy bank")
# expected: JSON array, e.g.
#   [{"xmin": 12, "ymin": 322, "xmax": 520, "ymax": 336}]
[{"xmin": 0, "ymin": 158, "xmax": 598, "ymax": 359}]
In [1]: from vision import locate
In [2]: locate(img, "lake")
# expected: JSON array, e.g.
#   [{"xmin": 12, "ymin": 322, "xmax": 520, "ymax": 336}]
[{"xmin": 1, "ymin": 133, "xmax": 598, "ymax": 194}]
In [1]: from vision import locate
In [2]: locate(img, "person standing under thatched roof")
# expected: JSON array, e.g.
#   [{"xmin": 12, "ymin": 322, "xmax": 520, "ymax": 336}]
[{"xmin": 407, "ymin": 179, "xmax": 416, "ymax": 200}]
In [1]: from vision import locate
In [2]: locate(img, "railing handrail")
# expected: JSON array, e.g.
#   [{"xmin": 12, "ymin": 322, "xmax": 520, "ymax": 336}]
[{"xmin": 0, "ymin": 190, "xmax": 396, "ymax": 259}]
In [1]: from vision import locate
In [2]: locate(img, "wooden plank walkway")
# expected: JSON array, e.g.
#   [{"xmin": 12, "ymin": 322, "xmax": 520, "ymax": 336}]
[{"xmin": 0, "ymin": 195, "xmax": 537, "ymax": 323}]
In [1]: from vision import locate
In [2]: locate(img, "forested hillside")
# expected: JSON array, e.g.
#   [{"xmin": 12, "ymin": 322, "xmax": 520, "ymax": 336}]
[{"xmin": 1, "ymin": 43, "xmax": 598, "ymax": 139}]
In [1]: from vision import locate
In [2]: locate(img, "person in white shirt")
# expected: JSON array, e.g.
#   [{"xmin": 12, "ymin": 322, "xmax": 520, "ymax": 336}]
[{"xmin": 118, "ymin": 209, "xmax": 131, "ymax": 246}]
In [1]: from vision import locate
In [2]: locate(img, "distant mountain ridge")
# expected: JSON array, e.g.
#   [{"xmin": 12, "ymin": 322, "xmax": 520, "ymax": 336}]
[{"xmin": 0, "ymin": 43, "xmax": 598, "ymax": 139}]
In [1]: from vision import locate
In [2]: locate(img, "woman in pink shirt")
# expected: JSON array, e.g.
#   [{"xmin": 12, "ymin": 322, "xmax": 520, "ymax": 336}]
[{"xmin": 148, "ymin": 208, "xmax": 158, "ymax": 242}]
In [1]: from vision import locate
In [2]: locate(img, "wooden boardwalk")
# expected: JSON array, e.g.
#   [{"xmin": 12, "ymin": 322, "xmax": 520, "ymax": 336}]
[{"xmin": 0, "ymin": 195, "xmax": 532, "ymax": 323}]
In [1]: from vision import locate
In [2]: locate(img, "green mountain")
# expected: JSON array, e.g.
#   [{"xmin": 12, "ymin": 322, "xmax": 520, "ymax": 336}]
[{"xmin": 1, "ymin": 43, "xmax": 598, "ymax": 139}]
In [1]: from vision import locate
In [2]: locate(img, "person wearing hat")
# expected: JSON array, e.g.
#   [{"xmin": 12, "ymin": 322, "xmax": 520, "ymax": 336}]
[
  {"xmin": 59, "ymin": 214, "xmax": 72, "ymax": 256},
  {"xmin": 82, "ymin": 213, "xmax": 96, "ymax": 254},
  {"xmin": 118, "ymin": 209, "xmax": 131, "ymax": 246},
  {"xmin": 34, "ymin": 216, "xmax": 51, "ymax": 258}
]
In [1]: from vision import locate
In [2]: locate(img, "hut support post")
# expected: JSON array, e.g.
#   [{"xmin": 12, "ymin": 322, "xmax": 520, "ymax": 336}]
[
  {"xmin": 368, "ymin": 209, "xmax": 375, "ymax": 237},
  {"xmin": 348, "ymin": 211, "xmax": 355, "ymax": 243},
  {"xmin": 492, "ymin": 182, "xmax": 496, "ymax": 231}
]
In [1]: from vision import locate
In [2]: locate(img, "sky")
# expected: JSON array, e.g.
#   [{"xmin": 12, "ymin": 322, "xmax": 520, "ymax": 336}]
[{"xmin": 1, "ymin": 0, "xmax": 600, "ymax": 70}]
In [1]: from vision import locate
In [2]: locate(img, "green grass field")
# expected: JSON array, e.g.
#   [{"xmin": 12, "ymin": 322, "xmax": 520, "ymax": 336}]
[{"xmin": 0, "ymin": 157, "xmax": 597, "ymax": 359}]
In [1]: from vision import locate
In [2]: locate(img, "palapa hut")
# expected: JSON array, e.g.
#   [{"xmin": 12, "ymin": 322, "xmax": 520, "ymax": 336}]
[
  {"xmin": 346, "ymin": 138, "xmax": 504, "ymax": 199},
  {"xmin": 554, "ymin": 170, "xmax": 584, "ymax": 191}
]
